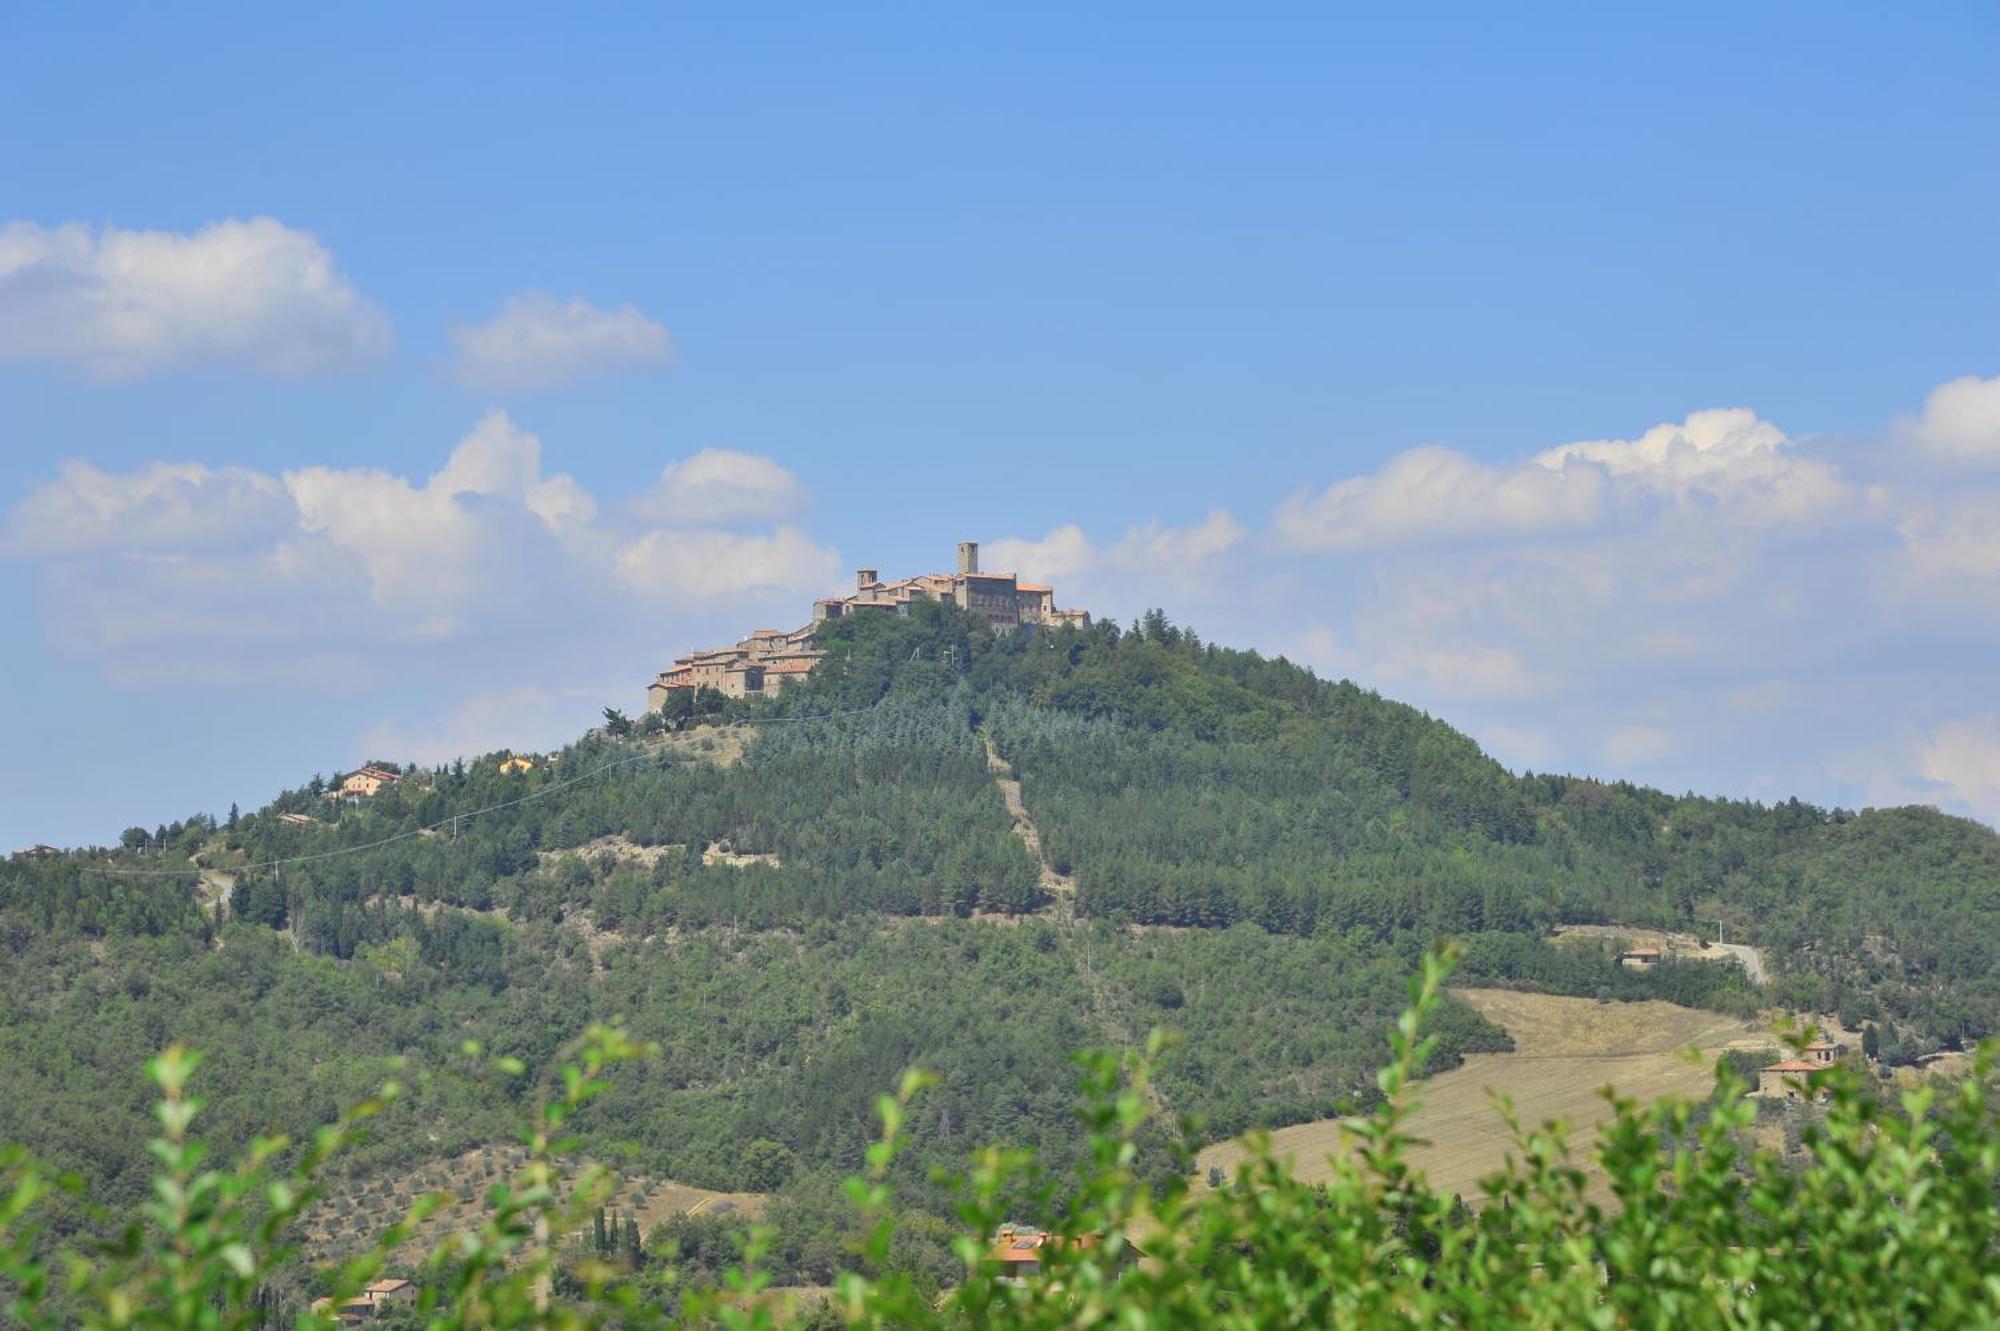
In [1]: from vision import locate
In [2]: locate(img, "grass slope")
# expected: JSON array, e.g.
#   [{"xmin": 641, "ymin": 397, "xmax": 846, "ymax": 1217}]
[{"xmin": 1197, "ymin": 989, "xmax": 1770, "ymax": 1202}]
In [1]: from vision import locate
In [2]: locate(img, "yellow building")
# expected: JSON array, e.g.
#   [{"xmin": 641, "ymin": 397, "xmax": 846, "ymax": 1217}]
[{"xmin": 338, "ymin": 766, "xmax": 401, "ymax": 798}]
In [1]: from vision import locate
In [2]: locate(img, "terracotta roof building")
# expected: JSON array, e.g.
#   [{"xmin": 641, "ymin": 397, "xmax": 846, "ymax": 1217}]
[{"xmin": 646, "ymin": 540, "xmax": 1090, "ymax": 713}]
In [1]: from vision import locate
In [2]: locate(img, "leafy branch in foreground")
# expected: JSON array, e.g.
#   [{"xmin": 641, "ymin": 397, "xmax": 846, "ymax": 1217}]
[{"xmin": 6, "ymin": 945, "xmax": 2000, "ymax": 1328}]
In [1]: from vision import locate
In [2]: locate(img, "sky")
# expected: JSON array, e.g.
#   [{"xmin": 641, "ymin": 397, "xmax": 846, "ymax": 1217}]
[{"xmin": 2, "ymin": 4, "xmax": 1998, "ymax": 847}]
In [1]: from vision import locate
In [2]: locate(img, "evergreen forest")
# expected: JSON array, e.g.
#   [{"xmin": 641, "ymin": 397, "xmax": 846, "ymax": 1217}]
[{"xmin": 5, "ymin": 601, "xmax": 1999, "ymax": 1302}]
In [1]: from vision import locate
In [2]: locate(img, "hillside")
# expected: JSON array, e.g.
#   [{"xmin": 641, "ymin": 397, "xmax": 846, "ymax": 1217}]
[
  {"xmin": 1198, "ymin": 988, "xmax": 1773, "ymax": 1203},
  {"xmin": 5, "ymin": 602, "xmax": 2000, "ymax": 1289}
]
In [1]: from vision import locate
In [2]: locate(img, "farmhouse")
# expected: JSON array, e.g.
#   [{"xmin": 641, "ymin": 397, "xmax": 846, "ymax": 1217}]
[
  {"xmin": 498, "ymin": 755, "xmax": 536, "ymax": 774},
  {"xmin": 1618, "ymin": 946, "xmax": 1664, "ymax": 969},
  {"xmin": 309, "ymin": 1279, "xmax": 416, "ymax": 1322},
  {"xmin": 985, "ymin": 1224, "xmax": 1101, "ymax": 1284},
  {"xmin": 646, "ymin": 540, "xmax": 1088, "ymax": 712},
  {"xmin": 337, "ymin": 767, "xmax": 401, "ymax": 799},
  {"xmin": 1757, "ymin": 1039, "xmax": 1844, "ymax": 1099}
]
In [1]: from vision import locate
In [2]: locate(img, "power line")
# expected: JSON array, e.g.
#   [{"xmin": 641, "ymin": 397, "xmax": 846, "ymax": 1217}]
[{"xmin": 79, "ymin": 705, "xmax": 886, "ymax": 880}]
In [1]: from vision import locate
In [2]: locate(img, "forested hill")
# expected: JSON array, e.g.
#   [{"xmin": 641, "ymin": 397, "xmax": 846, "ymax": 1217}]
[{"xmin": 4, "ymin": 601, "xmax": 1998, "ymax": 1284}]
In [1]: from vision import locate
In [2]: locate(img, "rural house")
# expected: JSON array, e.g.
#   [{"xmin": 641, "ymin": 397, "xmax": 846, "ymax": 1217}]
[
  {"xmin": 1757, "ymin": 1039, "xmax": 1844, "ymax": 1099},
  {"xmin": 309, "ymin": 1278, "xmax": 416, "ymax": 1323},
  {"xmin": 337, "ymin": 766, "xmax": 401, "ymax": 799}
]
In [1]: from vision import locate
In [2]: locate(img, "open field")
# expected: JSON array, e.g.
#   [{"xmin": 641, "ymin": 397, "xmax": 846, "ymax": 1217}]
[{"xmin": 1196, "ymin": 989, "xmax": 1775, "ymax": 1202}]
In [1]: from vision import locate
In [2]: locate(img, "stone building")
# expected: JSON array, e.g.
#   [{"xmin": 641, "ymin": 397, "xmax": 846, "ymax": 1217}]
[
  {"xmin": 646, "ymin": 540, "xmax": 1088, "ymax": 711},
  {"xmin": 814, "ymin": 541, "xmax": 1088, "ymax": 632},
  {"xmin": 1756, "ymin": 1039, "xmax": 1842, "ymax": 1099}
]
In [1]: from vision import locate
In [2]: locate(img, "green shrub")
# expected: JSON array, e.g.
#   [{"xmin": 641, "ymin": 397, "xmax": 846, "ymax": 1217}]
[{"xmin": 5, "ymin": 948, "xmax": 1999, "ymax": 1328}]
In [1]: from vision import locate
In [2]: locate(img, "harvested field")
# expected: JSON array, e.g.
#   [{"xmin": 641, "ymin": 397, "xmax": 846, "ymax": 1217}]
[{"xmin": 1197, "ymin": 988, "xmax": 1775, "ymax": 1202}]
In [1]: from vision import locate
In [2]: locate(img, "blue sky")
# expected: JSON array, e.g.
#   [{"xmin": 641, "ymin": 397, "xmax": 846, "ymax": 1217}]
[{"xmin": 3, "ymin": 5, "xmax": 1998, "ymax": 846}]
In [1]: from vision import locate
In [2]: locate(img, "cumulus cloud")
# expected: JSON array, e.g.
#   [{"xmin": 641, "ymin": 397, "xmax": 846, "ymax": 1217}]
[
  {"xmin": 1909, "ymin": 715, "xmax": 2000, "ymax": 822},
  {"xmin": 1275, "ymin": 445, "xmax": 1609, "ymax": 551},
  {"xmin": 449, "ymin": 293, "xmax": 673, "ymax": 391},
  {"xmin": 615, "ymin": 525, "xmax": 839, "ymax": 599},
  {"xmin": 3, "ymin": 419, "xmax": 832, "ymax": 686},
  {"xmin": 982, "ymin": 510, "xmax": 1249, "ymax": 627},
  {"xmin": 1274, "ymin": 408, "xmax": 1847, "ymax": 553},
  {"xmin": 355, "ymin": 684, "xmax": 617, "ymax": 769},
  {"xmin": 634, "ymin": 448, "xmax": 811, "ymax": 524},
  {"xmin": 1901, "ymin": 374, "xmax": 2000, "ymax": 467},
  {"xmin": 1045, "ymin": 377, "xmax": 1997, "ymax": 827},
  {"xmin": 1832, "ymin": 714, "xmax": 2000, "ymax": 826},
  {"xmin": 988, "ymin": 510, "xmax": 1246, "ymax": 583},
  {"xmin": 1893, "ymin": 494, "xmax": 2000, "ymax": 590},
  {"xmin": 1112, "ymin": 508, "xmax": 1248, "ymax": 567},
  {"xmin": 0, "ymin": 217, "xmax": 389, "ymax": 378},
  {"xmin": 3, "ymin": 460, "xmax": 295, "ymax": 556},
  {"xmin": 984, "ymin": 525, "xmax": 1097, "ymax": 583}
]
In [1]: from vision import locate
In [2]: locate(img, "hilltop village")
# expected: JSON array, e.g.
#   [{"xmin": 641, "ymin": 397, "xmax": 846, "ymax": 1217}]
[{"xmin": 646, "ymin": 541, "xmax": 1090, "ymax": 710}]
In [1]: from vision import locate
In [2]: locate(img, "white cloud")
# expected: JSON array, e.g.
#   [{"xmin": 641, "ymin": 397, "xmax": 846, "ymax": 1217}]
[
  {"xmin": 1274, "ymin": 408, "xmax": 1846, "ymax": 553},
  {"xmin": 984, "ymin": 525, "xmax": 1096, "ymax": 583},
  {"xmin": 449, "ymin": 292, "xmax": 672, "ymax": 391},
  {"xmin": 3, "ymin": 420, "xmax": 832, "ymax": 686},
  {"xmin": 982, "ymin": 511, "xmax": 1250, "ymax": 629},
  {"xmin": 1535, "ymin": 407, "xmax": 1785, "ymax": 476},
  {"xmin": 1108, "ymin": 508, "xmax": 1247, "ymax": 567},
  {"xmin": 1901, "ymin": 374, "xmax": 2000, "ymax": 467},
  {"xmin": 1275, "ymin": 445, "xmax": 1609, "ymax": 551},
  {"xmin": 614, "ymin": 525, "xmax": 839, "ymax": 600},
  {"xmin": 355, "ymin": 684, "xmax": 615, "ymax": 768},
  {"xmin": 634, "ymin": 448, "xmax": 810, "ymax": 524},
  {"xmin": 0, "ymin": 217, "xmax": 389, "ymax": 378},
  {"xmin": 1893, "ymin": 494, "xmax": 2000, "ymax": 585},
  {"xmin": 1372, "ymin": 638, "xmax": 1546, "ymax": 701},
  {"xmin": 3, "ymin": 460, "xmax": 295, "ymax": 556},
  {"xmin": 988, "ymin": 510, "xmax": 1246, "ymax": 584},
  {"xmin": 1910, "ymin": 715, "xmax": 2000, "ymax": 823},
  {"xmin": 1538, "ymin": 407, "xmax": 1849, "ymax": 527},
  {"xmin": 1833, "ymin": 714, "xmax": 2000, "ymax": 826}
]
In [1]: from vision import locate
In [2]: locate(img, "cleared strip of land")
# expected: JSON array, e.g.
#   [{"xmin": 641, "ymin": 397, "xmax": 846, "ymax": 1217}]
[{"xmin": 1196, "ymin": 989, "xmax": 1772, "ymax": 1202}]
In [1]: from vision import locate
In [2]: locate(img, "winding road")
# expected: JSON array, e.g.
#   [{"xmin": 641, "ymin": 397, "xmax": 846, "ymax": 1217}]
[{"xmin": 1713, "ymin": 940, "xmax": 1768, "ymax": 986}]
